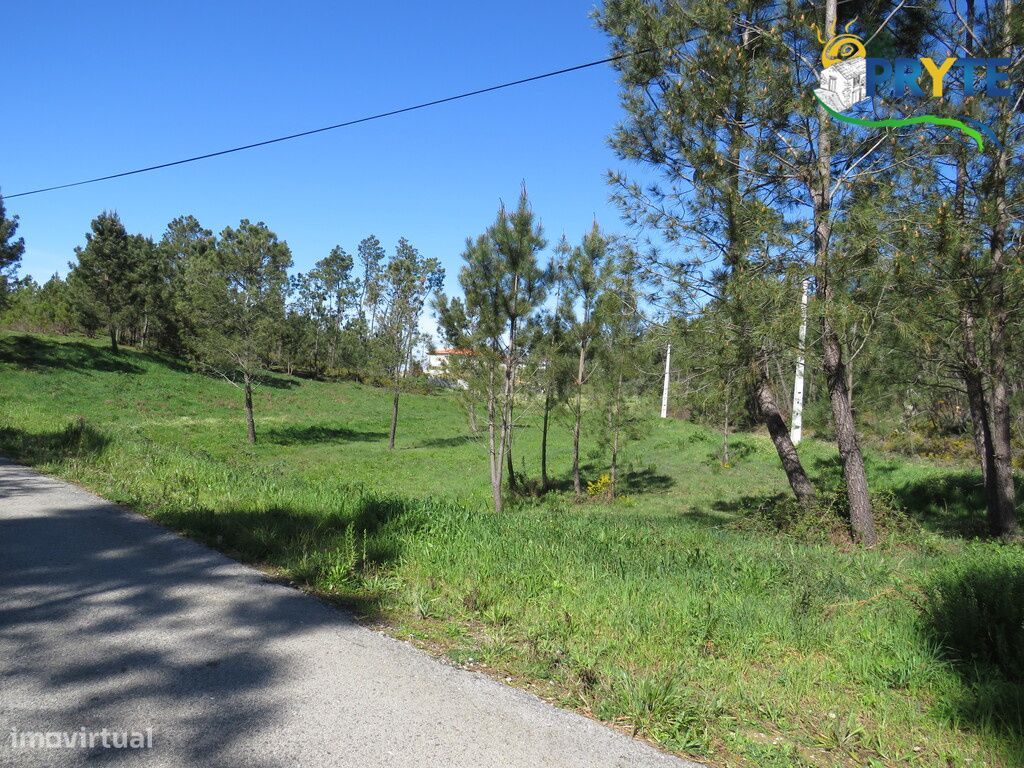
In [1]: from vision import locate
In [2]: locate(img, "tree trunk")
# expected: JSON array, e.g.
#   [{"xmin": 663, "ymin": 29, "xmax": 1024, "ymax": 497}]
[
  {"xmin": 812, "ymin": 0, "xmax": 876, "ymax": 546},
  {"xmin": 506, "ymin": 395, "xmax": 517, "ymax": 493},
  {"xmin": 108, "ymin": 321, "xmax": 118, "ymax": 353},
  {"xmin": 499, "ymin": 304, "xmax": 519, "ymax": 499},
  {"xmin": 951, "ymin": 55, "xmax": 993, "ymax": 492},
  {"xmin": 845, "ymin": 321, "xmax": 856, "ymax": 409},
  {"xmin": 961, "ymin": 309, "xmax": 994, "ymax": 488},
  {"xmin": 506, "ymin": 442, "xmax": 517, "ymax": 492},
  {"xmin": 987, "ymin": 272, "xmax": 1019, "ymax": 537},
  {"xmin": 756, "ymin": 372, "xmax": 815, "ymax": 506},
  {"xmin": 467, "ymin": 400, "xmax": 478, "ymax": 433},
  {"xmin": 988, "ymin": 335, "xmax": 1018, "ymax": 538},
  {"xmin": 982, "ymin": 0, "xmax": 1019, "ymax": 538},
  {"xmin": 790, "ymin": 278, "xmax": 809, "ymax": 445},
  {"xmin": 722, "ymin": 390, "xmax": 730, "ymax": 467},
  {"xmin": 572, "ymin": 341, "xmax": 587, "ymax": 495},
  {"xmin": 957, "ymin": 190, "xmax": 998, "ymax": 525},
  {"xmin": 243, "ymin": 375, "xmax": 257, "ymax": 445},
  {"xmin": 487, "ymin": 359, "xmax": 503, "ymax": 513},
  {"xmin": 962, "ymin": 344, "xmax": 1001, "ymax": 533},
  {"xmin": 333, "ymin": 306, "xmax": 343, "ymax": 369},
  {"xmin": 718, "ymin": 26, "xmax": 817, "ymax": 510},
  {"xmin": 388, "ymin": 382, "xmax": 400, "ymax": 450},
  {"xmin": 541, "ymin": 387, "xmax": 552, "ymax": 491},
  {"xmin": 610, "ymin": 372, "xmax": 623, "ymax": 496},
  {"xmin": 820, "ymin": 315, "xmax": 876, "ymax": 544}
]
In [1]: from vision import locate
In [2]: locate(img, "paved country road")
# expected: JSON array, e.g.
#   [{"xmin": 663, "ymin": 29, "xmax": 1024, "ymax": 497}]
[{"xmin": 0, "ymin": 459, "xmax": 704, "ymax": 768}]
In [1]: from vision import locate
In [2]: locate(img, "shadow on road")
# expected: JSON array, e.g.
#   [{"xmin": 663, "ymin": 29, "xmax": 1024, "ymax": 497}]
[{"xmin": 0, "ymin": 485, "xmax": 353, "ymax": 767}]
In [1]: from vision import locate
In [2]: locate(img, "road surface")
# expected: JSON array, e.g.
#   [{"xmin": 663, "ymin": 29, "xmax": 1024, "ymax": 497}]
[{"xmin": 0, "ymin": 458, "xmax": 704, "ymax": 767}]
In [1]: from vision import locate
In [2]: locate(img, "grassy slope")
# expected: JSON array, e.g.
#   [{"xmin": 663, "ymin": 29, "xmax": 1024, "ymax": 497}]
[{"xmin": 1, "ymin": 332, "xmax": 1021, "ymax": 767}]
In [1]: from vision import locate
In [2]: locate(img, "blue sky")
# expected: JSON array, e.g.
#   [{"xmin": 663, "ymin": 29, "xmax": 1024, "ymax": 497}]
[{"xmin": 4, "ymin": 1, "xmax": 643, "ymax": 308}]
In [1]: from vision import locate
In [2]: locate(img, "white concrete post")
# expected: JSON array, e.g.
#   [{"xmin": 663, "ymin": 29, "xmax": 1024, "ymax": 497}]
[
  {"xmin": 660, "ymin": 344, "xmax": 671, "ymax": 419},
  {"xmin": 790, "ymin": 278, "xmax": 809, "ymax": 445}
]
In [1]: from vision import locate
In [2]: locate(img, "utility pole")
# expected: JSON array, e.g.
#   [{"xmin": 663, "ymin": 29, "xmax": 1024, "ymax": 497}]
[
  {"xmin": 660, "ymin": 344, "xmax": 671, "ymax": 419},
  {"xmin": 790, "ymin": 278, "xmax": 809, "ymax": 444}
]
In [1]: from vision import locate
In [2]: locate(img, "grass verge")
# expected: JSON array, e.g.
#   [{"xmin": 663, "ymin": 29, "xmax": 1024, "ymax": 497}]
[{"xmin": 1, "ymin": 333, "xmax": 1022, "ymax": 767}]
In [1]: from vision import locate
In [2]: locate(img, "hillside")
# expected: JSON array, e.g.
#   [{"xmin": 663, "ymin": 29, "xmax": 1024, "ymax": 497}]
[{"xmin": 1, "ymin": 332, "xmax": 1022, "ymax": 767}]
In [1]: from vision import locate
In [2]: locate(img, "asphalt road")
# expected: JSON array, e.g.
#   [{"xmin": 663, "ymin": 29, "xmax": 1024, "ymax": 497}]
[{"xmin": 0, "ymin": 458, "xmax": 704, "ymax": 768}]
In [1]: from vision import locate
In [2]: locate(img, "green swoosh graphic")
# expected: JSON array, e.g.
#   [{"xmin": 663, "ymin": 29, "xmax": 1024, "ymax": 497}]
[{"xmin": 814, "ymin": 95, "xmax": 984, "ymax": 151}]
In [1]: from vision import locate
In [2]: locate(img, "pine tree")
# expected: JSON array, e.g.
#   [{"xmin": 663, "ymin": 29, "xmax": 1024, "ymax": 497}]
[
  {"xmin": 594, "ymin": 247, "xmax": 647, "ymax": 496},
  {"xmin": 597, "ymin": 0, "xmax": 818, "ymax": 510},
  {"xmin": 0, "ymin": 194, "xmax": 25, "ymax": 309},
  {"xmin": 376, "ymin": 238, "xmax": 443, "ymax": 449},
  {"xmin": 179, "ymin": 219, "xmax": 292, "ymax": 444},
  {"xmin": 68, "ymin": 212, "xmax": 134, "ymax": 352},
  {"xmin": 563, "ymin": 223, "xmax": 614, "ymax": 495},
  {"xmin": 459, "ymin": 188, "xmax": 546, "ymax": 512}
]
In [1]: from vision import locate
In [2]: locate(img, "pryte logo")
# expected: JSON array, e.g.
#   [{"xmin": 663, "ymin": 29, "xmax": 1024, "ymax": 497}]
[{"xmin": 812, "ymin": 20, "xmax": 1007, "ymax": 150}]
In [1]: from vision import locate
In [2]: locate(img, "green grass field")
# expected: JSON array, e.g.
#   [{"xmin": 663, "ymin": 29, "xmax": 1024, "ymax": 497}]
[{"xmin": 2, "ymin": 332, "xmax": 1022, "ymax": 767}]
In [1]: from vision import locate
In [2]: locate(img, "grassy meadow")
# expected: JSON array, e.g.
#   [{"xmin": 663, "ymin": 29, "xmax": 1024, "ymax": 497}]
[{"xmin": 1, "ymin": 332, "xmax": 1023, "ymax": 767}]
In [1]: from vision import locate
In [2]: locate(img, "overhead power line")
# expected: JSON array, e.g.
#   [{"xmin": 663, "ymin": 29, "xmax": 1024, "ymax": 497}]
[{"xmin": 7, "ymin": 50, "xmax": 649, "ymax": 200}]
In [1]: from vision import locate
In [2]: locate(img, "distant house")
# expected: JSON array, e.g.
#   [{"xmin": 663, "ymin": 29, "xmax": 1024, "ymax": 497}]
[
  {"xmin": 814, "ymin": 57, "xmax": 867, "ymax": 112},
  {"xmin": 427, "ymin": 348, "xmax": 474, "ymax": 387}
]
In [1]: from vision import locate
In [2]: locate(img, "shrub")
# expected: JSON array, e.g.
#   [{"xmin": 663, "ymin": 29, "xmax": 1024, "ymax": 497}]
[{"xmin": 586, "ymin": 473, "xmax": 613, "ymax": 500}]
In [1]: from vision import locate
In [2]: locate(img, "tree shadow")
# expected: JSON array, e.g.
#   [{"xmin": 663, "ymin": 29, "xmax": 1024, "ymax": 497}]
[
  {"xmin": 808, "ymin": 455, "xmax": 1015, "ymax": 539},
  {"xmin": 709, "ymin": 440, "xmax": 757, "ymax": 466},
  {"xmin": 0, "ymin": 419, "xmax": 109, "ymax": 467},
  {"xmin": 886, "ymin": 471, "xmax": 994, "ymax": 538},
  {"xmin": 152, "ymin": 491, "xmax": 427, "ymax": 619},
  {"xmin": 540, "ymin": 461, "xmax": 604, "ymax": 494},
  {"xmin": 923, "ymin": 558, "xmax": 1024, "ymax": 754},
  {"xmin": 0, "ymin": 334, "xmax": 144, "ymax": 374},
  {"xmin": 0, "ymin": 482, "xmax": 347, "ymax": 766},
  {"xmin": 255, "ymin": 373, "xmax": 301, "ymax": 390},
  {"xmin": 681, "ymin": 505, "xmax": 738, "ymax": 527},
  {"xmin": 710, "ymin": 492, "xmax": 790, "ymax": 517},
  {"xmin": 620, "ymin": 467, "xmax": 675, "ymax": 494},
  {"xmin": 262, "ymin": 425, "xmax": 386, "ymax": 446},
  {"xmin": 417, "ymin": 434, "xmax": 477, "ymax": 449},
  {"xmin": 0, "ymin": 459, "xmax": 459, "ymax": 764},
  {"xmin": 810, "ymin": 454, "xmax": 908, "ymax": 487},
  {"xmin": 537, "ymin": 463, "xmax": 674, "ymax": 497},
  {"xmin": 705, "ymin": 492, "xmax": 826, "ymax": 535}
]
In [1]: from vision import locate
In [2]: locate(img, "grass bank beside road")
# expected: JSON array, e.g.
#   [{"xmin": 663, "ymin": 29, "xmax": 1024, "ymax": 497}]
[{"xmin": 1, "ymin": 332, "xmax": 1022, "ymax": 767}]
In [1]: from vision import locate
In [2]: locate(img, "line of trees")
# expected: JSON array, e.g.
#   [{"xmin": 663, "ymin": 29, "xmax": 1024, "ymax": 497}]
[
  {"xmin": 0, "ymin": 206, "xmax": 439, "ymax": 446},
  {"xmin": 3, "ymin": 193, "xmax": 650, "ymax": 508}
]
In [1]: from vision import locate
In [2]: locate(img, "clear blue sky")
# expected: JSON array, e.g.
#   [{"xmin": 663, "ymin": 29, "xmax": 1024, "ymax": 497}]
[{"xmin": 4, "ymin": 0, "xmax": 644, "ymax": 305}]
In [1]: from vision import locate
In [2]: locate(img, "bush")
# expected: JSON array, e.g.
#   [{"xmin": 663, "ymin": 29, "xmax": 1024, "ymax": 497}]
[{"xmin": 586, "ymin": 473, "xmax": 613, "ymax": 500}]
